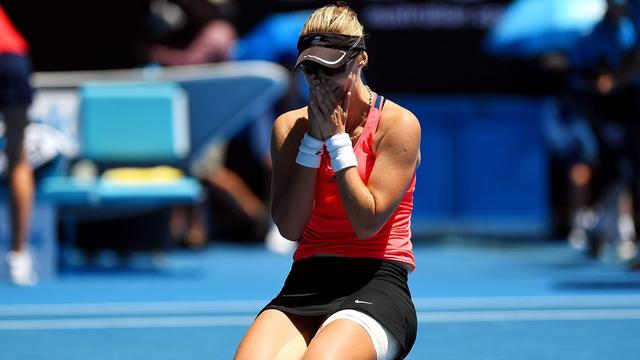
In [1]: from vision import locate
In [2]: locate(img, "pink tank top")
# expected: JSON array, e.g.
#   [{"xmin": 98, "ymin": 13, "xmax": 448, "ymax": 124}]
[{"xmin": 294, "ymin": 94, "xmax": 416, "ymax": 270}]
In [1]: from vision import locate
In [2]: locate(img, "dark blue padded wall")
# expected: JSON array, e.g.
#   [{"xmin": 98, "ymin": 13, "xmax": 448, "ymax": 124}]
[{"xmin": 395, "ymin": 96, "xmax": 552, "ymax": 236}]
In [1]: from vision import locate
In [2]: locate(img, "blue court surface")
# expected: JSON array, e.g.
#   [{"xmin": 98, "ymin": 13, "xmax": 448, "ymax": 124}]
[{"xmin": 1, "ymin": 238, "xmax": 639, "ymax": 359}]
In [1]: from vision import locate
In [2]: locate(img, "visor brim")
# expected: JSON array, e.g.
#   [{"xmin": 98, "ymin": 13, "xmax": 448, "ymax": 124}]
[{"xmin": 294, "ymin": 47, "xmax": 350, "ymax": 70}]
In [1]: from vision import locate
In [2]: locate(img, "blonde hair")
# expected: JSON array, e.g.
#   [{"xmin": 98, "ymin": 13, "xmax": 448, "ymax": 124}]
[{"xmin": 300, "ymin": 4, "xmax": 364, "ymax": 37}]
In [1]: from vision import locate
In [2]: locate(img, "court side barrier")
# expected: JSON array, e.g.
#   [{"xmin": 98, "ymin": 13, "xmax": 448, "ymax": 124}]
[{"xmin": 32, "ymin": 61, "xmax": 290, "ymax": 164}]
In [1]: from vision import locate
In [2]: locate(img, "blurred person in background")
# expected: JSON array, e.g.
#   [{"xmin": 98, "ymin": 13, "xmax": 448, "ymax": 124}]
[
  {"xmin": 564, "ymin": 0, "xmax": 640, "ymax": 267},
  {"xmin": 143, "ymin": 0, "xmax": 288, "ymax": 251},
  {"xmin": 144, "ymin": 0, "xmax": 237, "ymax": 66},
  {"xmin": 235, "ymin": 4, "xmax": 420, "ymax": 359},
  {"xmin": 541, "ymin": 96, "xmax": 599, "ymax": 252},
  {"xmin": 188, "ymin": 139, "xmax": 271, "ymax": 247},
  {"xmin": 0, "ymin": 5, "xmax": 36, "ymax": 285}
]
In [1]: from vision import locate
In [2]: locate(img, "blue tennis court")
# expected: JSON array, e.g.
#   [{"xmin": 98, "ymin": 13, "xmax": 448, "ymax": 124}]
[{"xmin": 1, "ymin": 239, "xmax": 638, "ymax": 359}]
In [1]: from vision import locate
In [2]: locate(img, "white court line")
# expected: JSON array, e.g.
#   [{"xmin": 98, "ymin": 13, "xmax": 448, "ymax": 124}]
[
  {"xmin": 412, "ymin": 294, "xmax": 640, "ymax": 309},
  {"xmin": 1, "ymin": 309, "xmax": 640, "ymax": 330},
  {"xmin": 0, "ymin": 300, "xmax": 265, "ymax": 317},
  {"xmin": 418, "ymin": 308, "xmax": 640, "ymax": 323},
  {"xmin": 0, "ymin": 315, "xmax": 255, "ymax": 330},
  {"xmin": 2, "ymin": 295, "xmax": 640, "ymax": 317}
]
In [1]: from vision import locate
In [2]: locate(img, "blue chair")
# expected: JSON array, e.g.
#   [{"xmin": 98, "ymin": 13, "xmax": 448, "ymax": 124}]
[
  {"xmin": 40, "ymin": 81, "xmax": 202, "ymax": 268},
  {"xmin": 42, "ymin": 80, "xmax": 202, "ymax": 206}
]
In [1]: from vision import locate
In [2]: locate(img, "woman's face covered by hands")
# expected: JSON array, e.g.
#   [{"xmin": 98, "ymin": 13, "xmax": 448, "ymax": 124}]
[
  {"xmin": 304, "ymin": 54, "xmax": 359, "ymax": 113},
  {"xmin": 305, "ymin": 60, "xmax": 360, "ymax": 140}
]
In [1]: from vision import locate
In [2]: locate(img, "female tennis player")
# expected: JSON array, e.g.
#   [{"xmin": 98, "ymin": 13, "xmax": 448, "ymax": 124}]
[{"xmin": 234, "ymin": 3, "xmax": 421, "ymax": 359}]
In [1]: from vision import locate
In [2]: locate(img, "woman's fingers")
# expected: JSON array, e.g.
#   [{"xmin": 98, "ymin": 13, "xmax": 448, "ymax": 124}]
[
  {"xmin": 308, "ymin": 100, "xmax": 326, "ymax": 139},
  {"xmin": 322, "ymin": 77, "xmax": 342, "ymax": 105},
  {"xmin": 311, "ymin": 84, "xmax": 331, "ymax": 120},
  {"xmin": 316, "ymin": 78, "xmax": 341, "ymax": 116},
  {"xmin": 342, "ymin": 91, "xmax": 351, "ymax": 120}
]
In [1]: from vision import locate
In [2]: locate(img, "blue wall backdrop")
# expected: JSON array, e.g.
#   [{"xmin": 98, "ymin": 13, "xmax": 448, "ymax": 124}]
[{"xmin": 396, "ymin": 95, "xmax": 552, "ymax": 236}]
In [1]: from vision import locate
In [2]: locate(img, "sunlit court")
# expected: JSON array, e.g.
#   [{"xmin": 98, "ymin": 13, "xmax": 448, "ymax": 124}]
[{"xmin": 1, "ymin": 1, "xmax": 639, "ymax": 359}]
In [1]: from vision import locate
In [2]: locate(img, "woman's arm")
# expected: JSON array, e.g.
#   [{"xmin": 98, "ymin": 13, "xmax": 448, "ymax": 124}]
[
  {"xmin": 271, "ymin": 75, "xmax": 345, "ymax": 240},
  {"xmin": 335, "ymin": 107, "xmax": 421, "ymax": 239},
  {"xmin": 270, "ymin": 112, "xmax": 319, "ymax": 240}
]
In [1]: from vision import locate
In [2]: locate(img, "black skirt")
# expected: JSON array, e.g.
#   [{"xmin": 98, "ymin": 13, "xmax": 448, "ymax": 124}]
[{"xmin": 262, "ymin": 256, "xmax": 417, "ymax": 359}]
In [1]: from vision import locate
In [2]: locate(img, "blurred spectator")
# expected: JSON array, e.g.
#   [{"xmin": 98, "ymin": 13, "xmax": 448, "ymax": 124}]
[
  {"xmin": 564, "ymin": 0, "xmax": 640, "ymax": 266},
  {"xmin": 0, "ymin": 5, "xmax": 36, "ymax": 285},
  {"xmin": 542, "ymin": 97, "xmax": 599, "ymax": 250},
  {"xmin": 143, "ymin": 0, "xmax": 289, "ymax": 251},
  {"xmin": 189, "ymin": 139, "xmax": 271, "ymax": 245},
  {"xmin": 144, "ymin": 0, "xmax": 237, "ymax": 65}
]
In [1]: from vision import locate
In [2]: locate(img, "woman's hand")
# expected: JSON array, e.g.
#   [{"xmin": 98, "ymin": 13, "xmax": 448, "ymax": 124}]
[{"xmin": 307, "ymin": 74, "xmax": 349, "ymax": 139}]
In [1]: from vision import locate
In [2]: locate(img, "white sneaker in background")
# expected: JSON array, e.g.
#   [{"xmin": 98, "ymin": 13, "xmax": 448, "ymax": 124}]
[
  {"xmin": 618, "ymin": 214, "xmax": 636, "ymax": 242},
  {"xmin": 568, "ymin": 209, "xmax": 597, "ymax": 251},
  {"xmin": 265, "ymin": 223, "xmax": 296, "ymax": 255},
  {"xmin": 7, "ymin": 251, "xmax": 37, "ymax": 286},
  {"xmin": 617, "ymin": 214, "xmax": 638, "ymax": 261},
  {"xmin": 568, "ymin": 227, "xmax": 588, "ymax": 251},
  {"xmin": 618, "ymin": 240, "xmax": 638, "ymax": 262}
]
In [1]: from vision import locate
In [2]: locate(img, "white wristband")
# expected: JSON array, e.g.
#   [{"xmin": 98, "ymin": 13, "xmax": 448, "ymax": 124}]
[
  {"xmin": 296, "ymin": 133, "xmax": 324, "ymax": 168},
  {"xmin": 326, "ymin": 133, "xmax": 357, "ymax": 172}
]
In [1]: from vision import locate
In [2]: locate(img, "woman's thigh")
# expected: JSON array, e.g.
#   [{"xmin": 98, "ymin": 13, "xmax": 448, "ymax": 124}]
[
  {"xmin": 303, "ymin": 319, "xmax": 377, "ymax": 360},
  {"xmin": 234, "ymin": 309, "xmax": 322, "ymax": 360}
]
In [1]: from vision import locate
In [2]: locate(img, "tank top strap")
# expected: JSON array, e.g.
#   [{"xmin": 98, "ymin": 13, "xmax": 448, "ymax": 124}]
[
  {"xmin": 363, "ymin": 93, "xmax": 384, "ymax": 135},
  {"xmin": 374, "ymin": 93, "xmax": 385, "ymax": 111}
]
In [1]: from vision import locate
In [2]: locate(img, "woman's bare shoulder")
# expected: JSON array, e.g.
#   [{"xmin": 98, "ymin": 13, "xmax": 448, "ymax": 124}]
[
  {"xmin": 378, "ymin": 99, "xmax": 421, "ymax": 135},
  {"xmin": 273, "ymin": 107, "xmax": 309, "ymax": 134},
  {"xmin": 375, "ymin": 99, "xmax": 422, "ymax": 165},
  {"xmin": 272, "ymin": 107, "xmax": 310, "ymax": 152},
  {"xmin": 275, "ymin": 107, "xmax": 308, "ymax": 124}
]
